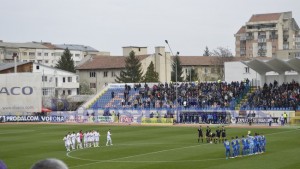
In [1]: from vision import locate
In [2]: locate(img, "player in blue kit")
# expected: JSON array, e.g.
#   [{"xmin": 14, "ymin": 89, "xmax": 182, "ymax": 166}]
[
  {"xmin": 241, "ymin": 135, "xmax": 249, "ymax": 156},
  {"xmin": 224, "ymin": 139, "xmax": 231, "ymax": 159},
  {"xmin": 248, "ymin": 135, "xmax": 254, "ymax": 155},
  {"xmin": 235, "ymin": 136, "xmax": 240, "ymax": 156},
  {"xmin": 261, "ymin": 134, "xmax": 266, "ymax": 153},
  {"xmin": 231, "ymin": 137, "xmax": 237, "ymax": 158}
]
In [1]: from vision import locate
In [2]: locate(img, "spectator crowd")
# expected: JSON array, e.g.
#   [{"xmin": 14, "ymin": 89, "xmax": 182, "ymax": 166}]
[
  {"xmin": 242, "ymin": 80, "xmax": 300, "ymax": 110},
  {"xmin": 118, "ymin": 81, "xmax": 249, "ymax": 110}
]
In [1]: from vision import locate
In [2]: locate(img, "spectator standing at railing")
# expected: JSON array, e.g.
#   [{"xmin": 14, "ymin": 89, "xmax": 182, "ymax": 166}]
[
  {"xmin": 280, "ymin": 114, "xmax": 284, "ymax": 126},
  {"xmin": 283, "ymin": 112, "xmax": 288, "ymax": 125}
]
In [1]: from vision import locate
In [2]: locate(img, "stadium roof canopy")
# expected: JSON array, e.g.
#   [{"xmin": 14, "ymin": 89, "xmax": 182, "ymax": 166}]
[{"xmin": 242, "ymin": 57, "xmax": 300, "ymax": 74}]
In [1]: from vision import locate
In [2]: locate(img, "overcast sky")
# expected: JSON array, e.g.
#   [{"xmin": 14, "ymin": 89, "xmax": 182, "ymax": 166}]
[{"xmin": 0, "ymin": 0, "xmax": 299, "ymax": 56}]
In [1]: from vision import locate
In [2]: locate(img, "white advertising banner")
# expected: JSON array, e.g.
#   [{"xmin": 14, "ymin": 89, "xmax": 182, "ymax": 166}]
[{"xmin": 0, "ymin": 73, "xmax": 42, "ymax": 113}]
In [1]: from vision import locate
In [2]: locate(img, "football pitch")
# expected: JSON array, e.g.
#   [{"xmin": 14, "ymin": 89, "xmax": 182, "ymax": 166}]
[{"xmin": 0, "ymin": 124, "xmax": 300, "ymax": 169}]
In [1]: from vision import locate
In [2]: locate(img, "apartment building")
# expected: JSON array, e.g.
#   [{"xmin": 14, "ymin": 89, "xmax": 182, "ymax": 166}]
[
  {"xmin": 235, "ymin": 11, "xmax": 300, "ymax": 58},
  {"xmin": 0, "ymin": 41, "xmax": 105, "ymax": 67}
]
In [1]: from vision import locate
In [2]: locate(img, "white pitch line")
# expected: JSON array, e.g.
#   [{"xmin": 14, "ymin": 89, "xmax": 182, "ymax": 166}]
[{"xmin": 68, "ymin": 128, "xmax": 299, "ymax": 168}]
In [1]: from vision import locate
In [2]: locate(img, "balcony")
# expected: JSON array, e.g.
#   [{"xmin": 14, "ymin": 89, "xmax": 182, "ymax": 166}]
[
  {"xmin": 246, "ymin": 36, "xmax": 254, "ymax": 40},
  {"xmin": 240, "ymin": 36, "xmax": 246, "ymax": 41},
  {"xmin": 269, "ymin": 34, "xmax": 278, "ymax": 39},
  {"xmin": 283, "ymin": 43, "xmax": 289, "ymax": 50},
  {"xmin": 57, "ymin": 82, "xmax": 79, "ymax": 89},
  {"xmin": 258, "ymin": 38, "xmax": 266, "ymax": 43}
]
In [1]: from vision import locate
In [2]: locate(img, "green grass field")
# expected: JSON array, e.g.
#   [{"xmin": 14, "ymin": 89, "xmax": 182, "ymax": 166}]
[{"xmin": 0, "ymin": 124, "xmax": 300, "ymax": 169}]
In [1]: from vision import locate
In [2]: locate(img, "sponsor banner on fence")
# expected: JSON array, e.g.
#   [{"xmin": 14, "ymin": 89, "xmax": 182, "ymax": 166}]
[
  {"xmin": 96, "ymin": 116, "xmax": 114, "ymax": 123},
  {"xmin": 0, "ymin": 73, "xmax": 42, "ymax": 113},
  {"xmin": 3, "ymin": 115, "xmax": 65, "ymax": 122},
  {"xmin": 142, "ymin": 117, "xmax": 173, "ymax": 124}
]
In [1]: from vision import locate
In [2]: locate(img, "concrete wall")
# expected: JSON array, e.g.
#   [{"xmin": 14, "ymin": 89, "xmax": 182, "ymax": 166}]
[
  {"xmin": 123, "ymin": 47, "xmax": 147, "ymax": 56},
  {"xmin": 225, "ymin": 61, "xmax": 259, "ymax": 85}
]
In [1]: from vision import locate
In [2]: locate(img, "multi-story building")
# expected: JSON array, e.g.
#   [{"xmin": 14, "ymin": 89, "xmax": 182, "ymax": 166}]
[
  {"xmin": 0, "ymin": 62, "xmax": 80, "ymax": 106},
  {"xmin": 235, "ymin": 11, "xmax": 300, "ymax": 58},
  {"xmin": 0, "ymin": 41, "xmax": 106, "ymax": 67}
]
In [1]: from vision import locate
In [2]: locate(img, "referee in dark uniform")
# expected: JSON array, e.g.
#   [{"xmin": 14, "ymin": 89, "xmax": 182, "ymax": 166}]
[
  {"xmin": 197, "ymin": 126, "xmax": 203, "ymax": 143},
  {"xmin": 216, "ymin": 127, "xmax": 221, "ymax": 143},
  {"xmin": 221, "ymin": 126, "xmax": 226, "ymax": 143},
  {"xmin": 206, "ymin": 126, "xmax": 211, "ymax": 143}
]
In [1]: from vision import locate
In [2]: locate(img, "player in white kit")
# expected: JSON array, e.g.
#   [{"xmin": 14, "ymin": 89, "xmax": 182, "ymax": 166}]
[
  {"xmin": 76, "ymin": 131, "xmax": 83, "ymax": 149},
  {"xmin": 83, "ymin": 131, "xmax": 88, "ymax": 148},
  {"xmin": 71, "ymin": 132, "xmax": 76, "ymax": 150},
  {"xmin": 106, "ymin": 129, "xmax": 113, "ymax": 146},
  {"xmin": 94, "ymin": 130, "xmax": 100, "ymax": 147},
  {"xmin": 63, "ymin": 134, "xmax": 71, "ymax": 151}
]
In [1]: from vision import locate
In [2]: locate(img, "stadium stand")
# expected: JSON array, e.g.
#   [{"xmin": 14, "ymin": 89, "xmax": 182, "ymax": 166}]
[
  {"xmin": 88, "ymin": 81, "xmax": 251, "ymax": 111},
  {"xmin": 241, "ymin": 80, "xmax": 300, "ymax": 111}
]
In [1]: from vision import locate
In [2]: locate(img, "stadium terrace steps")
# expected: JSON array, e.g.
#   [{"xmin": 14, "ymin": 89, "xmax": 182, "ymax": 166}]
[{"xmin": 235, "ymin": 86, "xmax": 257, "ymax": 110}]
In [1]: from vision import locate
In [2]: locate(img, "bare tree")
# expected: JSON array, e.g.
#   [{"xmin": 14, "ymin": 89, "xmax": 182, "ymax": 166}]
[{"xmin": 211, "ymin": 47, "xmax": 234, "ymax": 80}]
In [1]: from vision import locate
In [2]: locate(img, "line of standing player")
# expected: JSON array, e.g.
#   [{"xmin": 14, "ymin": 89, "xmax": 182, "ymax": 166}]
[
  {"xmin": 198, "ymin": 126, "xmax": 226, "ymax": 144},
  {"xmin": 224, "ymin": 132, "xmax": 266, "ymax": 159},
  {"xmin": 63, "ymin": 129, "xmax": 113, "ymax": 152},
  {"xmin": 63, "ymin": 130, "xmax": 100, "ymax": 152}
]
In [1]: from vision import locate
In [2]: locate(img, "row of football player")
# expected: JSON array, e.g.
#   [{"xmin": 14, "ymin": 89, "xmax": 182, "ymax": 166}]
[
  {"xmin": 63, "ymin": 129, "xmax": 112, "ymax": 152},
  {"xmin": 223, "ymin": 132, "xmax": 266, "ymax": 159}
]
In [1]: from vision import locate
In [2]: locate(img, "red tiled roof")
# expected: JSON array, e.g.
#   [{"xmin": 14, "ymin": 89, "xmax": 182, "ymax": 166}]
[
  {"xmin": 178, "ymin": 56, "xmax": 247, "ymax": 66},
  {"xmin": 42, "ymin": 43, "xmax": 61, "ymax": 49},
  {"xmin": 248, "ymin": 12, "xmax": 281, "ymax": 22},
  {"xmin": 236, "ymin": 26, "xmax": 246, "ymax": 34},
  {"xmin": 76, "ymin": 55, "xmax": 149, "ymax": 70}
]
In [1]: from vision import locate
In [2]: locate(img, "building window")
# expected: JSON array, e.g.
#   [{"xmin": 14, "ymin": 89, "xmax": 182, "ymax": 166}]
[
  {"xmin": 111, "ymin": 71, "xmax": 116, "ymax": 77},
  {"xmin": 68, "ymin": 77, "xmax": 72, "ymax": 82},
  {"xmin": 45, "ymin": 60, "xmax": 49, "ymax": 63},
  {"xmin": 104, "ymin": 71, "xmax": 108, "ymax": 77},
  {"xmin": 23, "ymin": 52, "xmax": 27, "ymax": 56},
  {"xmin": 63, "ymin": 77, "xmax": 65, "ymax": 83},
  {"xmin": 204, "ymin": 68, "xmax": 208, "ymax": 74},
  {"xmin": 75, "ymin": 54, "xmax": 80, "ymax": 57},
  {"xmin": 23, "ymin": 60, "xmax": 27, "ymax": 62},
  {"xmin": 68, "ymin": 90, "xmax": 72, "ymax": 95},
  {"xmin": 244, "ymin": 67, "xmax": 250, "ymax": 73},
  {"xmin": 44, "ymin": 53, "xmax": 48, "ymax": 56},
  {"xmin": 29, "ymin": 52, "xmax": 35, "ymax": 56},
  {"xmin": 42, "ymin": 89, "xmax": 48, "ymax": 96},
  {"xmin": 90, "ymin": 71, "xmax": 96, "ymax": 77},
  {"xmin": 36, "ymin": 65, "xmax": 39, "ymax": 70},
  {"xmin": 38, "ymin": 53, "xmax": 42, "ymax": 56},
  {"xmin": 62, "ymin": 90, "xmax": 65, "ymax": 95},
  {"xmin": 272, "ymin": 46, "xmax": 276, "ymax": 49},
  {"xmin": 90, "ymin": 83, "xmax": 96, "ymax": 88},
  {"xmin": 51, "ymin": 53, "xmax": 55, "ymax": 56},
  {"xmin": 37, "ymin": 60, "xmax": 42, "ymax": 63},
  {"xmin": 42, "ymin": 76, "xmax": 47, "ymax": 82}
]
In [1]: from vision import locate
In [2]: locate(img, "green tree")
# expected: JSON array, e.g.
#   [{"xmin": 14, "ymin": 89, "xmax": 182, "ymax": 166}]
[
  {"xmin": 79, "ymin": 81, "xmax": 94, "ymax": 95},
  {"xmin": 55, "ymin": 48, "xmax": 75, "ymax": 73},
  {"xmin": 185, "ymin": 68, "xmax": 198, "ymax": 82},
  {"xmin": 203, "ymin": 46, "xmax": 211, "ymax": 56},
  {"xmin": 171, "ymin": 54, "xmax": 183, "ymax": 82},
  {"xmin": 143, "ymin": 61, "xmax": 159, "ymax": 82},
  {"xmin": 115, "ymin": 51, "xmax": 143, "ymax": 83}
]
